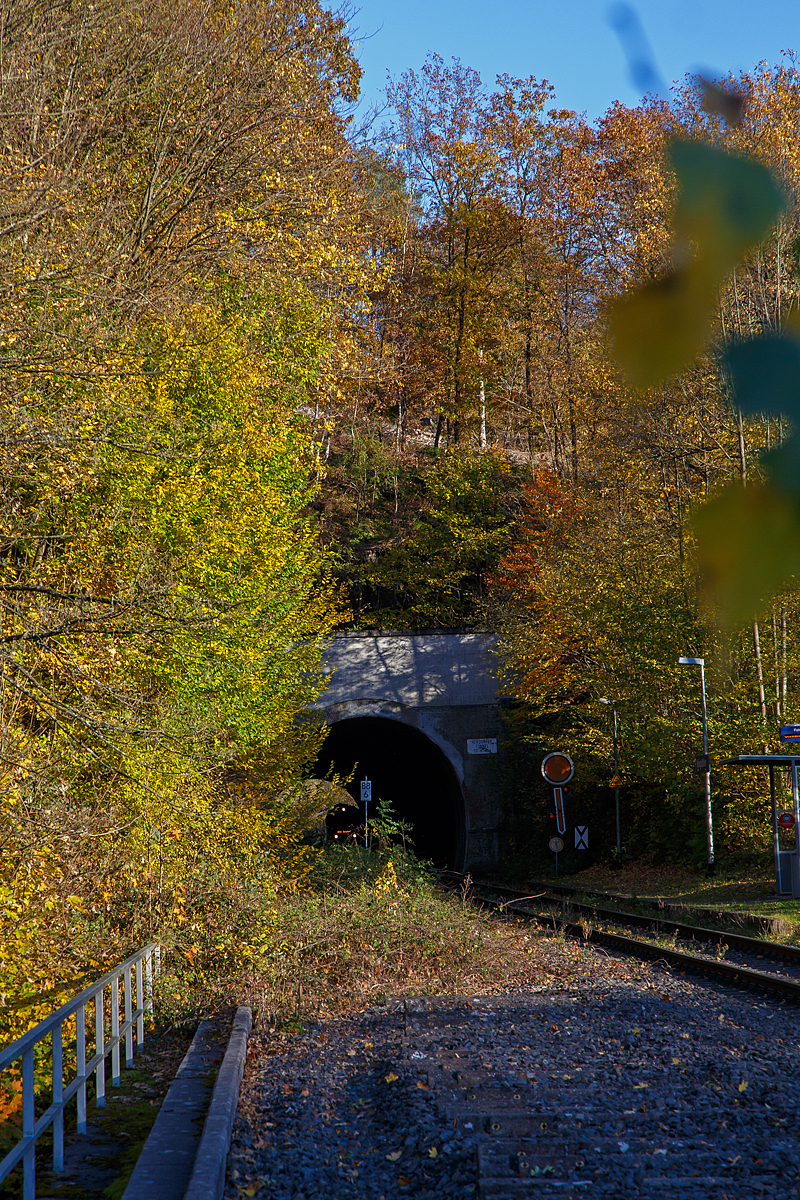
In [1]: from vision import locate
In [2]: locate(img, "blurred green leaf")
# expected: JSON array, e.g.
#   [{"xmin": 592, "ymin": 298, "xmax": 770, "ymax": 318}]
[
  {"xmin": 723, "ymin": 334, "xmax": 800, "ymax": 419},
  {"xmin": 609, "ymin": 265, "xmax": 717, "ymax": 388},
  {"xmin": 760, "ymin": 438, "xmax": 800, "ymax": 497},
  {"xmin": 722, "ymin": 334, "xmax": 800, "ymax": 495},
  {"xmin": 671, "ymin": 141, "xmax": 783, "ymax": 274},
  {"xmin": 609, "ymin": 140, "xmax": 784, "ymax": 387},
  {"xmin": 693, "ymin": 483, "xmax": 800, "ymax": 628}
]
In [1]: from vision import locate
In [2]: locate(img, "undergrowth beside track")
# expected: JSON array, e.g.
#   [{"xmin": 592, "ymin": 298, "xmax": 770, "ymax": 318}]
[{"xmin": 226, "ymin": 846, "xmax": 558, "ymax": 1028}]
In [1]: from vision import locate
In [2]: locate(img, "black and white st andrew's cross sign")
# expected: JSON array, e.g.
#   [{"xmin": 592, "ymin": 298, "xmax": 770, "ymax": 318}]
[{"xmin": 575, "ymin": 826, "xmax": 588, "ymax": 851}]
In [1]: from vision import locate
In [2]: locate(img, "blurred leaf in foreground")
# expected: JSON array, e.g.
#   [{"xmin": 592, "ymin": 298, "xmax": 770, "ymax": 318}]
[
  {"xmin": 723, "ymin": 331, "xmax": 800, "ymax": 491},
  {"xmin": 723, "ymin": 333, "xmax": 800, "ymax": 422},
  {"xmin": 671, "ymin": 140, "xmax": 782, "ymax": 273},
  {"xmin": 695, "ymin": 330, "xmax": 800, "ymax": 623},
  {"xmin": 694, "ymin": 484, "xmax": 800, "ymax": 630},
  {"xmin": 609, "ymin": 265, "xmax": 718, "ymax": 387},
  {"xmin": 609, "ymin": 140, "xmax": 783, "ymax": 387}
]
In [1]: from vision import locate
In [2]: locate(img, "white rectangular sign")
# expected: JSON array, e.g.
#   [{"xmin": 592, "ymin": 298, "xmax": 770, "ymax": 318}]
[
  {"xmin": 575, "ymin": 825, "xmax": 588, "ymax": 851},
  {"xmin": 467, "ymin": 738, "xmax": 497, "ymax": 755}
]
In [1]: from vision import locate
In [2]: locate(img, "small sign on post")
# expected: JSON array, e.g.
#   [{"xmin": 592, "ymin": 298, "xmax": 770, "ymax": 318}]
[
  {"xmin": 548, "ymin": 835, "xmax": 564, "ymax": 878},
  {"xmin": 542, "ymin": 753, "xmax": 574, "ymax": 839},
  {"xmin": 779, "ymin": 811, "xmax": 796, "ymax": 830},
  {"xmin": 541, "ymin": 753, "xmax": 575, "ymax": 785},
  {"xmin": 361, "ymin": 779, "xmax": 372, "ymax": 846},
  {"xmin": 575, "ymin": 826, "xmax": 588, "ymax": 851}
]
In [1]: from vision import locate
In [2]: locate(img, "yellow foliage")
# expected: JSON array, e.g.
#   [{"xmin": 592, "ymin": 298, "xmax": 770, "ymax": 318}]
[{"xmin": 373, "ymin": 861, "xmax": 405, "ymax": 898}]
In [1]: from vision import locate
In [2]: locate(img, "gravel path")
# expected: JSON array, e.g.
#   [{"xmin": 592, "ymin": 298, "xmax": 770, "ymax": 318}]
[{"xmin": 226, "ymin": 932, "xmax": 800, "ymax": 1199}]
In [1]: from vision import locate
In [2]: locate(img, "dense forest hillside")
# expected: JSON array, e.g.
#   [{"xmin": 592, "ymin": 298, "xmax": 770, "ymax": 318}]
[
  {"xmin": 312, "ymin": 54, "xmax": 800, "ymax": 870},
  {"xmin": 2, "ymin": 0, "xmax": 800, "ymax": 1045}
]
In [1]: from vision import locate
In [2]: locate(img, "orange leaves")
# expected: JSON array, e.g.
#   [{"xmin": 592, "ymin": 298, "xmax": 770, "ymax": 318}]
[
  {"xmin": 489, "ymin": 471, "xmax": 586, "ymax": 706},
  {"xmin": 490, "ymin": 472, "xmax": 581, "ymax": 604}
]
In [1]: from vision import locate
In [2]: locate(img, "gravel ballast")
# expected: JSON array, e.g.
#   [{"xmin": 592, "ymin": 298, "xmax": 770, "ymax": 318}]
[{"xmin": 226, "ymin": 931, "xmax": 800, "ymax": 1198}]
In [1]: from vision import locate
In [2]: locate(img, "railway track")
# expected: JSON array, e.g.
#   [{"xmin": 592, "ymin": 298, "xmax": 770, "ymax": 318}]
[
  {"xmin": 230, "ymin": 881, "xmax": 800, "ymax": 1199},
  {"xmin": 414, "ymin": 875, "xmax": 800, "ymax": 1195},
  {"xmin": 453, "ymin": 876, "xmax": 800, "ymax": 1005},
  {"xmin": 522, "ymin": 878, "xmax": 783, "ymax": 937}
]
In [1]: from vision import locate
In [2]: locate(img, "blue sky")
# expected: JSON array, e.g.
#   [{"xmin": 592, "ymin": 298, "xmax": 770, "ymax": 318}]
[{"xmin": 346, "ymin": 1, "xmax": 800, "ymax": 123}]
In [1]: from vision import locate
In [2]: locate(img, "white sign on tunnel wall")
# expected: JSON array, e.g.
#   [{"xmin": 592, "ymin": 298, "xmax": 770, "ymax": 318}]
[{"xmin": 467, "ymin": 738, "xmax": 497, "ymax": 754}]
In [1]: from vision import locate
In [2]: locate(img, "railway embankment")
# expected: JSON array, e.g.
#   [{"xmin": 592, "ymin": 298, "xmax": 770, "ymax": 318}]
[{"xmin": 225, "ymin": 919, "xmax": 800, "ymax": 1199}]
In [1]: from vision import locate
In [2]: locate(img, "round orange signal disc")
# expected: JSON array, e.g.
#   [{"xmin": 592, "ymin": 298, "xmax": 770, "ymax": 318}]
[{"xmin": 541, "ymin": 752, "xmax": 574, "ymax": 785}]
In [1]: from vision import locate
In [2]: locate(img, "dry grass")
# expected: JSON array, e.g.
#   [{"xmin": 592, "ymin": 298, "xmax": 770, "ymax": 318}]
[
  {"xmin": 557, "ymin": 858, "xmax": 775, "ymax": 903},
  {"xmin": 236, "ymin": 847, "xmax": 608, "ymax": 1026}
]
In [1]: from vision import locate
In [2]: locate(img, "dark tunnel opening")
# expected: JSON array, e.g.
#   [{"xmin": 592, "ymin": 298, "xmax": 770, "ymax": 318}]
[{"xmin": 314, "ymin": 716, "xmax": 465, "ymax": 868}]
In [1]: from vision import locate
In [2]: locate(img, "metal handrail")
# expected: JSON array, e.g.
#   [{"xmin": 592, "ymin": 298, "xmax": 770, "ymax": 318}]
[{"xmin": 0, "ymin": 941, "xmax": 160, "ymax": 1200}]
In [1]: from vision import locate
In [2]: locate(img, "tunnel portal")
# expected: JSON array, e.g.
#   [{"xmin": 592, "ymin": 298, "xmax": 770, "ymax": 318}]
[
  {"xmin": 315, "ymin": 716, "xmax": 465, "ymax": 868},
  {"xmin": 316, "ymin": 632, "xmax": 504, "ymax": 871}
]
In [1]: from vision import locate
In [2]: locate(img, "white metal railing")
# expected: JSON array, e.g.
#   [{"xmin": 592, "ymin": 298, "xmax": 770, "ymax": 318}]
[{"xmin": 0, "ymin": 942, "xmax": 160, "ymax": 1200}]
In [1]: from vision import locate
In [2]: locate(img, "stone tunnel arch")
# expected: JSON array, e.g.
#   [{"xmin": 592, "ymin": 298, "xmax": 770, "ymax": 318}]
[{"xmin": 314, "ymin": 715, "xmax": 467, "ymax": 869}]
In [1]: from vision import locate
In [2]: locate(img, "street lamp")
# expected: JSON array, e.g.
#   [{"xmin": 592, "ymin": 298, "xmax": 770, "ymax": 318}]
[
  {"xmin": 678, "ymin": 656, "xmax": 715, "ymax": 874},
  {"xmin": 599, "ymin": 698, "xmax": 622, "ymax": 867}
]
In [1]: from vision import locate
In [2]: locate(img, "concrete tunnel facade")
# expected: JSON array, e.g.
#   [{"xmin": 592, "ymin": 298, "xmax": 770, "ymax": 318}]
[{"xmin": 313, "ymin": 632, "xmax": 505, "ymax": 871}]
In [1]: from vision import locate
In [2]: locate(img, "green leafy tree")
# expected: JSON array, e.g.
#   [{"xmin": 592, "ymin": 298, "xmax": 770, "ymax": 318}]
[{"xmin": 357, "ymin": 451, "xmax": 515, "ymax": 628}]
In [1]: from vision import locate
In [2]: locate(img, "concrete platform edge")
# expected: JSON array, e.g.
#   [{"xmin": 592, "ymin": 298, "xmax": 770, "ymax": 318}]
[
  {"xmin": 122, "ymin": 1015, "xmax": 227, "ymax": 1200},
  {"xmin": 183, "ymin": 1005, "xmax": 252, "ymax": 1200}
]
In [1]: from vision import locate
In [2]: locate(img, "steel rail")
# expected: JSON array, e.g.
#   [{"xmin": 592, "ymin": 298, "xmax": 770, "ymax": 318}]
[
  {"xmin": 473, "ymin": 878, "xmax": 800, "ymax": 963},
  {"xmin": 523, "ymin": 877, "xmax": 778, "ymax": 935},
  {"xmin": 461, "ymin": 885, "xmax": 800, "ymax": 1004}
]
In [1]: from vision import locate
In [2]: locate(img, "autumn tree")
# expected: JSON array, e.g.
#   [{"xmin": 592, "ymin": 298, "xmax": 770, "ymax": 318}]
[
  {"xmin": 387, "ymin": 55, "xmax": 517, "ymax": 446},
  {"xmin": 0, "ymin": 0, "xmax": 377, "ymax": 1039}
]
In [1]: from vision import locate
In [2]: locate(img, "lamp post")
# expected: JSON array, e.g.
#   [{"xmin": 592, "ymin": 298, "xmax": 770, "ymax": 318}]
[
  {"xmin": 678, "ymin": 656, "xmax": 715, "ymax": 874},
  {"xmin": 599, "ymin": 699, "xmax": 621, "ymax": 866}
]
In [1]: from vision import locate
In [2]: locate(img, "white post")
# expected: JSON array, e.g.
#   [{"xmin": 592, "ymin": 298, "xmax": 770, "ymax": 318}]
[
  {"xmin": 124, "ymin": 967, "xmax": 133, "ymax": 1068},
  {"xmin": 53, "ymin": 1023, "xmax": 64, "ymax": 1171},
  {"xmin": 698, "ymin": 660, "xmax": 714, "ymax": 870},
  {"xmin": 76, "ymin": 1005, "xmax": 87, "ymax": 1134},
  {"xmin": 22, "ymin": 1046, "xmax": 35, "ymax": 1200},
  {"xmin": 111, "ymin": 975, "xmax": 120, "ymax": 1086},
  {"xmin": 145, "ymin": 949, "xmax": 154, "ymax": 1023},
  {"xmin": 136, "ymin": 957, "xmax": 144, "ymax": 1048},
  {"xmin": 95, "ymin": 989, "xmax": 105, "ymax": 1107}
]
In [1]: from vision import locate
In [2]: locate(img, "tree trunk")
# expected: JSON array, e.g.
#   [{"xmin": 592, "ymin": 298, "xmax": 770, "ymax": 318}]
[
  {"xmin": 568, "ymin": 393, "xmax": 578, "ymax": 481},
  {"xmin": 754, "ymin": 619, "xmax": 767, "ymax": 724},
  {"xmin": 737, "ymin": 409, "xmax": 747, "ymax": 482},
  {"xmin": 782, "ymin": 608, "xmax": 788, "ymax": 717},
  {"xmin": 772, "ymin": 608, "xmax": 781, "ymax": 718},
  {"xmin": 433, "ymin": 413, "xmax": 445, "ymax": 449}
]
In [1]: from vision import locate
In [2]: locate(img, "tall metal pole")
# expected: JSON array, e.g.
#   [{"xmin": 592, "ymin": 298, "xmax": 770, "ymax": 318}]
[
  {"xmin": 792, "ymin": 759, "xmax": 800, "ymax": 898},
  {"xmin": 599, "ymin": 697, "xmax": 622, "ymax": 866},
  {"xmin": 769, "ymin": 764, "xmax": 780, "ymax": 894},
  {"xmin": 612, "ymin": 704, "xmax": 621, "ymax": 865},
  {"xmin": 698, "ymin": 660, "xmax": 714, "ymax": 872},
  {"xmin": 679, "ymin": 657, "xmax": 714, "ymax": 873}
]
